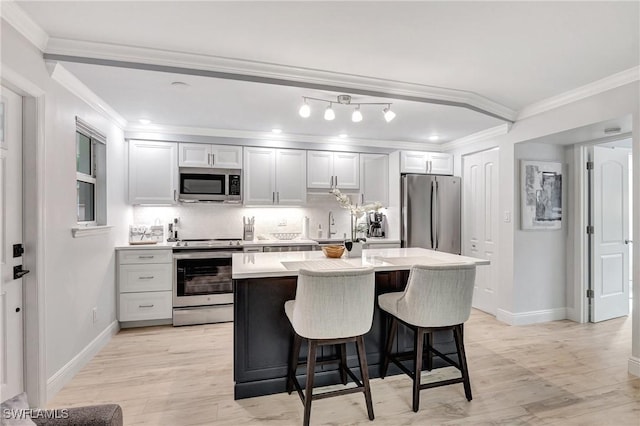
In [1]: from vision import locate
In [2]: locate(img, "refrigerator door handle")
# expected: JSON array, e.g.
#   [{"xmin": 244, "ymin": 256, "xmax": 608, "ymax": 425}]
[
  {"xmin": 430, "ymin": 180, "xmax": 436, "ymax": 249},
  {"xmin": 402, "ymin": 175, "xmax": 409, "ymax": 247},
  {"xmin": 434, "ymin": 180, "xmax": 439, "ymax": 249}
]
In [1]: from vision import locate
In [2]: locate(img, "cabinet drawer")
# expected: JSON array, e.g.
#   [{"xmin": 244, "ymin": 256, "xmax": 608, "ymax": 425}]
[
  {"xmin": 119, "ymin": 291, "xmax": 172, "ymax": 322},
  {"xmin": 119, "ymin": 263, "xmax": 172, "ymax": 293},
  {"xmin": 118, "ymin": 249, "xmax": 172, "ymax": 264}
]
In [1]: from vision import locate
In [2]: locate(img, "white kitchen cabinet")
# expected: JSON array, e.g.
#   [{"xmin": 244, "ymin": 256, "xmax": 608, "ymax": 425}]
[
  {"xmin": 178, "ymin": 143, "xmax": 242, "ymax": 169},
  {"xmin": 244, "ymin": 147, "xmax": 306, "ymax": 205},
  {"xmin": 307, "ymin": 151, "xmax": 359, "ymax": 189},
  {"xmin": 117, "ymin": 249, "xmax": 173, "ymax": 324},
  {"xmin": 128, "ymin": 140, "xmax": 178, "ymax": 204},
  {"xmin": 400, "ymin": 151, "xmax": 453, "ymax": 175},
  {"xmin": 359, "ymin": 153, "xmax": 389, "ymax": 206}
]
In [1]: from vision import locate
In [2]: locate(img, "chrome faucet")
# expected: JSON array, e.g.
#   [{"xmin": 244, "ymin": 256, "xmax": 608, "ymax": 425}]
[{"xmin": 328, "ymin": 211, "xmax": 337, "ymax": 238}]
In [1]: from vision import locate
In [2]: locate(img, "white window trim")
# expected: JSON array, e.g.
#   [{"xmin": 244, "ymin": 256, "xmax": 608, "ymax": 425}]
[
  {"xmin": 71, "ymin": 225, "xmax": 113, "ymax": 238},
  {"xmin": 75, "ymin": 117, "xmax": 107, "ymax": 231}
]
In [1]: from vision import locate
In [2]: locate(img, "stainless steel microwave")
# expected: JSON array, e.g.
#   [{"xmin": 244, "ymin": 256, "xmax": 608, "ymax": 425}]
[{"xmin": 179, "ymin": 168, "xmax": 242, "ymax": 202}]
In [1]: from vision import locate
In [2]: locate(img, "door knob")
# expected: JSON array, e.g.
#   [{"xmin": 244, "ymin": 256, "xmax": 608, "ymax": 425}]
[
  {"xmin": 13, "ymin": 265, "xmax": 30, "ymax": 280},
  {"xmin": 625, "ymin": 240, "xmax": 633, "ymax": 244},
  {"xmin": 15, "ymin": 307, "xmax": 20, "ymax": 313}
]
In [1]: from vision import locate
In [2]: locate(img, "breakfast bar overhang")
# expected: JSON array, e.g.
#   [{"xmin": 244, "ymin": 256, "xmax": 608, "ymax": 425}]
[{"xmin": 232, "ymin": 248, "xmax": 489, "ymax": 399}]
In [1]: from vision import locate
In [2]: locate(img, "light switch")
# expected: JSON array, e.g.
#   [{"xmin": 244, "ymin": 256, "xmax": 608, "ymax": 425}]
[{"xmin": 503, "ymin": 211, "xmax": 511, "ymax": 223}]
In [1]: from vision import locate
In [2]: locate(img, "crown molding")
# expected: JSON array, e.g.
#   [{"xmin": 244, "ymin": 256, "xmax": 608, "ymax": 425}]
[
  {"xmin": 440, "ymin": 123, "xmax": 511, "ymax": 152},
  {"xmin": 518, "ymin": 66, "xmax": 640, "ymax": 120},
  {"xmin": 0, "ymin": 1, "xmax": 49, "ymax": 51},
  {"xmin": 45, "ymin": 37, "xmax": 517, "ymax": 123},
  {"xmin": 49, "ymin": 63, "xmax": 127, "ymax": 128},
  {"xmin": 124, "ymin": 123, "xmax": 441, "ymax": 152}
]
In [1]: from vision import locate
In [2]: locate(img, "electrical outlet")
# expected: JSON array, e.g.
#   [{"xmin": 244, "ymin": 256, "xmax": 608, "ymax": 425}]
[
  {"xmin": 503, "ymin": 211, "xmax": 511, "ymax": 223},
  {"xmin": 92, "ymin": 307, "xmax": 98, "ymax": 323},
  {"xmin": 278, "ymin": 218, "xmax": 287, "ymax": 226}
]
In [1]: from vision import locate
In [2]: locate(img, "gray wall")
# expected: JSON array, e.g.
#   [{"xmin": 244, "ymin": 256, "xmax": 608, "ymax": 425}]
[{"xmin": 513, "ymin": 143, "xmax": 568, "ymax": 313}]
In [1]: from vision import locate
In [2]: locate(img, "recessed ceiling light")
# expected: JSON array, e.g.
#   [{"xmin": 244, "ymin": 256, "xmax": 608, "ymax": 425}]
[
  {"xmin": 428, "ymin": 135, "xmax": 440, "ymax": 141},
  {"xmin": 139, "ymin": 119, "xmax": 151, "ymax": 125},
  {"xmin": 339, "ymin": 133, "xmax": 348, "ymax": 138},
  {"xmin": 271, "ymin": 128, "xmax": 282, "ymax": 134},
  {"xmin": 170, "ymin": 81, "xmax": 190, "ymax": 90}
]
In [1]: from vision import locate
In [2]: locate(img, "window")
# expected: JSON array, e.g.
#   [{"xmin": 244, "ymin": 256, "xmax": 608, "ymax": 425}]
[{"xmin": 75, "ymin": 117, "xmax": 106, "ymax": 225}]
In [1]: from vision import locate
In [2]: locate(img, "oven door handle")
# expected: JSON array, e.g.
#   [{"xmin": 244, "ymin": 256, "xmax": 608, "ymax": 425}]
[{"xmin": 172, "ymin": 252, "xmax": 235, "ymax": 260}]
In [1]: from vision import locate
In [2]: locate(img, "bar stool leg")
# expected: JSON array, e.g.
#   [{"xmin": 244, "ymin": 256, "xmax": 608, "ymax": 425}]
[
  {"xmin": 287, "ymin": 333, "xmax": 302, "ymax": 395},
  {"xmin": 355, "ymin": 335, "xmax": 375, "ymax": 421},
  {"xmin": 453, "ymin": 324, "xmax": 472, "ymax": 401},
  {"xmin": 338, "ymin": 343, "xmax": 348, "ymax": 385},
  {"xmin": 303, "ymin": 340, "xmax": 318, "ymax": 426},
  {"xmin": 424, "ymin": 332, "xmax": 433, "ymax": 371},
  {"xmin": 413, "ymin": 327, "xmax": 424, "ymax": 412},
  {"xmin": 381, "ymin": 317, "xmax": 397, "ymax": 379}
]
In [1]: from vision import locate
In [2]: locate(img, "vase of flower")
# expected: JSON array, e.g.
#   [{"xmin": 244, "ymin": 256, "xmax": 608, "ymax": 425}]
[{"xmin": 331, "ymin": 188, "xmax": 384, "ymax": 257}]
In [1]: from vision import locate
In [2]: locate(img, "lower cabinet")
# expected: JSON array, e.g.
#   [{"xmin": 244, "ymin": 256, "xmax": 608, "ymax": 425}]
[{"xmin": 117, "ymin": 249, "xmax": 173, "ymax": 324}]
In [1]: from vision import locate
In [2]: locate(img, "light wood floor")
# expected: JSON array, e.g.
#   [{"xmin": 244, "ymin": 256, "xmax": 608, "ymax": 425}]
[{"xmin": 48, "ymin": 310, "xmax": 640, "ymax": 425}]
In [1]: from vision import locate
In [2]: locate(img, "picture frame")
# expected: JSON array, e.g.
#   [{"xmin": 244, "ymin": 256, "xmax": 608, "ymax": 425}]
[{"xmin": 521, "ymin": 160, "xmax": 562, "ymax": 230}]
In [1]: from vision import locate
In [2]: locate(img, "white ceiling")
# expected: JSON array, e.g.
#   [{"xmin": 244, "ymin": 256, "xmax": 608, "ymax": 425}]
[{"xmin": 13, "ymin": 1, "xmax": 640, "ymax": 145}]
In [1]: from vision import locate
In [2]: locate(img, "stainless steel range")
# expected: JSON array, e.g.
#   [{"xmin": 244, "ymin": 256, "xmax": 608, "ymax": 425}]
[{"xmin": 172, "ymin": 239, "xmax": 243, "ymax": 326}]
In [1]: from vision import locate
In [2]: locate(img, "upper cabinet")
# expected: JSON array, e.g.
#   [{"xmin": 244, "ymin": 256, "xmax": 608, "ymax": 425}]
[
  {"xmin": 178, "ymin": 143, "xmax": 243, "ymax": 169},
  {"xmin": 129, "ymin": 140, "xmax": 178, "ymax": 204},
  {"xmin": 400, "ymin": 151, "xmax": 453, "ymax": 175},
  {"xmin": 360, "ymin": 154, "xmax": 389, "ymax": 206},
  {"xmin": 307, "ymin": 151, "xmax": 359, "ymax": 190},
  {"xmin": 244, "ymin": 147, "xmax": 306, "ymax": 206}
]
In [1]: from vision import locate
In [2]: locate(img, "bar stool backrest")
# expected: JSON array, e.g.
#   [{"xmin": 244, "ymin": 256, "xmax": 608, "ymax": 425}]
[
  {"xmin": 291, "ymin": 268, "xmax": 375, "ymax": 339},
  {"xmin": 398, "ymin": 263, "xmax": 476, "ymax": 327}
]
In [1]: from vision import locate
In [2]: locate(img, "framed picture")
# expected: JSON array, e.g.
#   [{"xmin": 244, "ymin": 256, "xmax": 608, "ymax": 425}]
[
  {"xmin": 521, "ymin": 160, "xmax": 562, "ymax": 230},
  {"xmin": 0, "ymin": 96, "xmax": 5, "ymax": 149}
]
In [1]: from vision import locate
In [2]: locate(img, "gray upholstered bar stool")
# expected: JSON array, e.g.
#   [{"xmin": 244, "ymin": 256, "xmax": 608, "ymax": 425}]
[
  {"xmin": 378, "ymin": 263, "xmax": 476, "ymax": 412},
  {"xmin": 285, "ymin": 267, "xmax": 375, "ymax": 426}
]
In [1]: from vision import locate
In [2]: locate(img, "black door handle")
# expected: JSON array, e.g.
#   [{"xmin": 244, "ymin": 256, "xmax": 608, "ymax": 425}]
[
  {"xmin": 16, "ymin": 307, "xmax": 21, "ymax": 313},
  {"xmin": 13, "ymin": 265, "xmax": 30, "ymax": 280}
]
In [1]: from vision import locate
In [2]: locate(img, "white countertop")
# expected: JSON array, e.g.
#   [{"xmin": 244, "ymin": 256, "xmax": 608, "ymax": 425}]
[
  {"xmin": 115, "ymin": 238, "xmax": 400, "ymax": 250},
  {"xmin": 232, "ymin": 247, "xmax": 489, "ymax": 279}
]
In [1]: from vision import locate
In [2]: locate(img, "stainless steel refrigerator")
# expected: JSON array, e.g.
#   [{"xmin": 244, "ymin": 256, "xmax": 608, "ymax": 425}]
[{"xmin": 401, "ymin": 174, "xmax": 461, "ymax": 254}]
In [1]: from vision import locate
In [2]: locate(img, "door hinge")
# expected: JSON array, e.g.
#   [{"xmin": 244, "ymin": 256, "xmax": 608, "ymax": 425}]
[
  {"xmin": 586, "ymin": 161, "xmax": 594, "ymax": 170},
  {"xmin": 586, "ymin": 225, "xmax": 594, "ymax": 234},
  {"xmin": 586, "ymin": 289, "xmax": 594, "ymax": 298}
]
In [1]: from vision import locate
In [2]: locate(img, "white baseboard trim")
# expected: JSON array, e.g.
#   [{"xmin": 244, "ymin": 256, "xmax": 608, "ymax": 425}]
[
  {"xmin": 496, "ymin": 308, "xmax": 567, "ymax": 326},
  {"xmin": 629, "ymin": 356, "xmax": 640, "ymax": 377},
  {"xmin": 46, "ymin": 320, "xmax": 120, "ymax": 401}
]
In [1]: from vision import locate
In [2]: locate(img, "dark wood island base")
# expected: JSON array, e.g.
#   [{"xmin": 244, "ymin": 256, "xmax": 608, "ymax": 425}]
[{"xmin": 233, "ymin": 271, "xmax": 460, "ymax": 399}]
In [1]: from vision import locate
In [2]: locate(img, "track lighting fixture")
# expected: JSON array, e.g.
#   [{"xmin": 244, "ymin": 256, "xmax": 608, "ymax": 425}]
[
  {"xmin": 324, "ymin": 103, "xmax": 336, "ymax": 121},
  {"xmin": 298, "ymin": 95, "xmax": 396, "ymax": 123},
  {"xmin": 298, "ymin": 99, "xmax": 311, "ymax": 118},
  {"xmin": 383, "ymin": 105, "xmax": 396, "ymax": 122}
]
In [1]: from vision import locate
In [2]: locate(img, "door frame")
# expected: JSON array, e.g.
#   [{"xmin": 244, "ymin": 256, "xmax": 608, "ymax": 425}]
[{"xmin": 2, "ymin": 66, "xmax": 47, "ymax": 407}]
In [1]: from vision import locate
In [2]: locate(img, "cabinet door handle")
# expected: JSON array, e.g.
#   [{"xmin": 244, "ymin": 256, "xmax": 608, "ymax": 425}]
[
  {"xmin": 138, "ymin": 276, "xmax": 154, "ymax": 280},
  {"xmin": 138, "ymin": 255, "xmax": 154, "ymax": 259},
  {"xmin": 361, "ymin": 193, "xmax": 364, "ymax": 204},
  {"xmin": 272, "ymin": 192, "xmax": 275, "ymax": 204},
  {"xmin": 174, "ymin": 189, "xmax": 177, "ymax": 202},
  {"xmin": 276, "ymin": 192, "xmax": 280, "ymax": 203},
  {"xmin": 138, "ymin": 304, "xmax": 154, "ymax": 308},
  {"xmin": 335, "ymin": 175, "xmax": 338, "ymax": 188},
  {"xmin": 330, "ymin": 176, "xmax": 334, "ymax": 188},
  {"xmin": 211, "ymin": 154, "xmax": 215, "ymax": 166},
  {"xmin": 207, "ymin": 153, "xmax": 211, "ymax": 165}
]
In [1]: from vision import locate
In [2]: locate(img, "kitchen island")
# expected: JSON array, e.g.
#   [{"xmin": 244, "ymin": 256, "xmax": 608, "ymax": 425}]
[{"xmin": 232, "ymin": 248, "xmax": 488, "ymax": 399}]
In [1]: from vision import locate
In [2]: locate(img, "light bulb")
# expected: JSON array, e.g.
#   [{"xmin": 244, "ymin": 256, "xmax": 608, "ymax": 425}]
[
  {"xmin": 324, "ymin": 104, "xmax": 335, "ymax": 121},
  {"xmin": 352, "ymin": 106, "xmax": 363, "ymax": 123},
  {"xmin": 383, "ymin": 106, "xmax": 396, "ymax": 122},
  {"xmin": 299, "ymin": 101, "xmax": 311, "ymax": 118}
]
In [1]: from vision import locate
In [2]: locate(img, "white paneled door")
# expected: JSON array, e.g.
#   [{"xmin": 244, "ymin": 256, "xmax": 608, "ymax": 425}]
[
  {"xmin": 591, "ymin": 146, "xmax": 630, "ymax": 322},
  {"xmin": 463, "ymin": 148, "xmax": 499, "ymax": 315},
  {"xmin": 1, "ymin": 86, "xmax": 25, "ymax": 399}
]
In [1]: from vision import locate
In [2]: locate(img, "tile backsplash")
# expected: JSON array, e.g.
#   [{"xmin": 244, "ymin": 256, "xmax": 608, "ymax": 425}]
[{"xmin": 133, "ymin": 194, "xmax": 389, "ymax": 241}]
